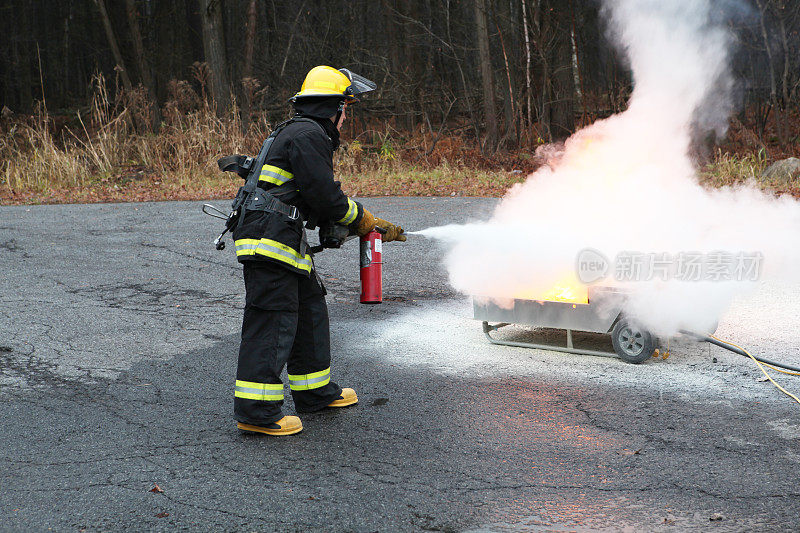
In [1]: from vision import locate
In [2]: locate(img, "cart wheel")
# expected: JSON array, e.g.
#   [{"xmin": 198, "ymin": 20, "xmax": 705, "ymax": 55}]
[{"xmin": 611, "ymin": 319, "xmax": 656, "ymax": 364}]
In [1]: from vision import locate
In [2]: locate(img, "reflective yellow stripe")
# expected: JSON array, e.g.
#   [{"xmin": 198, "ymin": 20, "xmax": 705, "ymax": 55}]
[
  {"xmin": 258, "ymin": 164, "xmax": 294, "ymax": 186},
  {"xmin": 235, "ymin": 390, "xmax": 283, "ymax": 401},
  {"xmin": 287, "ymin": 367, "xmax": 331, "ymax": 391},
  {"xmin": 234, "ymin": 380, "xmax": 284, "ymax": 401},
  {"xmin": 234, "ymin": 238, "xmax": 313, "ymax": 273},
  {"xmin": 293, "ymin": 368, "xmax": 330, "ymax": 380},
  {"xmin": 337, "ymin": 198, "xmax": 358, "ymax": 225},
  {"xmin": 236, "ymin": 380, "xmax": 283, "ymax": 390}
]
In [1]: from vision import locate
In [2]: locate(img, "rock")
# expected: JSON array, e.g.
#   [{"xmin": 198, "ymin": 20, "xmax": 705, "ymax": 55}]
[
  {"xmin": 760, "ymin": 157, "xmax": 800, "ymax": 187},
  {"xmin": 709, "ymin": 512, "xmax": 724, "ymax": 521}
]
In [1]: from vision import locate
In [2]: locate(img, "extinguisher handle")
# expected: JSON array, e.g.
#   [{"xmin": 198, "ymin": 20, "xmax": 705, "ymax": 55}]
[{"xmin": 372, "ymin": 226, "xmax": 388, "ymax": 235}]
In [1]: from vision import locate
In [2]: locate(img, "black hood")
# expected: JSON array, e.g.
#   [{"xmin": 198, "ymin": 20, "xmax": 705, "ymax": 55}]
[
  {"xmin": 292, "ymin": 96, "xmax": 341, "ymax": 150},
  {"xmin": 292, "ymin": 96, "xmax": 342, "ymax": 119}
]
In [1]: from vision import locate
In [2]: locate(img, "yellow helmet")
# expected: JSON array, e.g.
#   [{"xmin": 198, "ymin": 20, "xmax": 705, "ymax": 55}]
[{"xmin": 291, "ymin": 66, "xmax": 376, "ymax": 103}]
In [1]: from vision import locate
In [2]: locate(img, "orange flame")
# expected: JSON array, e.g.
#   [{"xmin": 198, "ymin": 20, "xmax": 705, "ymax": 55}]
[{"xmin": 514, "ymin": 275, "xmax": 589, "ymax": 304}]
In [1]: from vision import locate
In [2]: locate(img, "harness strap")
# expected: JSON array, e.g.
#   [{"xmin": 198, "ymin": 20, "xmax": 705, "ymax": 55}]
[
  {"xmin": 235, "ymin": 118, "xmax": 297, "ymax": 229},
  {"xmin": 217, "ymin": 155, "xmax": 254, "ymax": 179},
  {"xmin": 299, "ymin": 227, "xmax": 310, "ymax": 258},
  {"xmin": 242, "ymin": 186, "xmax": 314, "ymax": 262},
  {"xmin": 266, "ymin": 181, "xmax": 300, "ymax": 198},
  {"xmin": 224, "ymin": 117, "xmax": 332, "ymax": 258},
  {"xmin": 243, "ymin": 189, "xmax": 299, "ymax": 219}
]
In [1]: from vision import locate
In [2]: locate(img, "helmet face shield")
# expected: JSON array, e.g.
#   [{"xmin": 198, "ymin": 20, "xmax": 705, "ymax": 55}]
[{"xmin": 339, "ymin": 68, "xmax": 377, "ymax": 100}]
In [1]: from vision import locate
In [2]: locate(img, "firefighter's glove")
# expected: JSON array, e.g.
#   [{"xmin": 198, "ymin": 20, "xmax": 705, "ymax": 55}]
[
  {"xmin": 356, "ymin": 209, "xmax": 376, "ymax": 237},
  {"xmin": 375, "ymin": 218, "xmax": 406, "ymax": 242},
  {"xmin": 356, "ymin": 209, "xmax": 406, "ymax": 242}
]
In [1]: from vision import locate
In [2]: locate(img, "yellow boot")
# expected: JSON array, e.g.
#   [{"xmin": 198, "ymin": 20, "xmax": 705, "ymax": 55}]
[
  {"xmin": 237, "ymin": 416, "xmax": 303, "ymax": 436},
  {"xmin": 327, "ymin": 388, "xmax": 358, "ymax": 408}
]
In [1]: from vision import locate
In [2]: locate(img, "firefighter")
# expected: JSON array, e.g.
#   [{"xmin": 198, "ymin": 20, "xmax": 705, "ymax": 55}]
[{"xmin": 233, "ymin": 66, "xmax": 405, "ymax": 436}]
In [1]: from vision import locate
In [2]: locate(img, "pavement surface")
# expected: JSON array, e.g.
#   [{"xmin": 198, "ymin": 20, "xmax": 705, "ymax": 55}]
[{"xmin": 1, "ymin": 197, "xmax": 799, "ymax": 532}]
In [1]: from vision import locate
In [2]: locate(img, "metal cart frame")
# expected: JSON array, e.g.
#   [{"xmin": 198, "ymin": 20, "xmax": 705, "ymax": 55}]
[{"xmin": 474, "ymin": 287, "xmax": 658, "ymax": 363}]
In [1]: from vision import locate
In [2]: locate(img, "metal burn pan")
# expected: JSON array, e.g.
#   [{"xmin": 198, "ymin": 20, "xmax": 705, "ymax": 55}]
[{"xmin": 473, "ymin": 287, "xmax": 658, "ymax": 363}]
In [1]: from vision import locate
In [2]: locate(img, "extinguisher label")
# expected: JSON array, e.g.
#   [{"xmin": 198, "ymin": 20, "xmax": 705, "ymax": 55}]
[
  {"xmin": 374, "ymin": 238, "xmax": 382, "ymax": 254},
  {"xmin": 360, "ymin": 241, "xmax": 372, "ymax": 267}
]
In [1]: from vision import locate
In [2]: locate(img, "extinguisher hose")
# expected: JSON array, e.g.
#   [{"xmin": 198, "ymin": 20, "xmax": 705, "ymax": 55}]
[
  {"xmin": 680, "ymin": 329, "xmax": 800, "ymax": 406},
  {"xmin": 679, "ymin": 330, "xmax": 800, "ymax": 373}
]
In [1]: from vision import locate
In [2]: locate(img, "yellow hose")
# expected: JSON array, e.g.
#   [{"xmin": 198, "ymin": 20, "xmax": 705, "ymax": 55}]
[
  {"xmin": 761, "ymin": 362, "xmax": 800, "ymax": 377},
  {"xmin": 709, "ymin": 335, "xmax": 800, "ymax": 405}
]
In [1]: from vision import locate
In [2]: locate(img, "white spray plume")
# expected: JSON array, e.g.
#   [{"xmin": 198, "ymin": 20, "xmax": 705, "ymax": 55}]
[{"xmin": 419, "ymin": 0, "xmax": 800, "ymax": 335}]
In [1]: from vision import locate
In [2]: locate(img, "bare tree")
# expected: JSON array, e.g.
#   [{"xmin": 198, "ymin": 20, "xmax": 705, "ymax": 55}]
[
  {"xmin": 198, "ymin": 0, "xmax": 230, "ymax": 113},
  {"xmin": 547, "ymin": 0, "xmax": 575, "ymax": 138},
  {"xmin": 474, "ymin": 0, "xmax": 498, "ymax": 152},
  {"xmin": 279, "ymin": 1, "xmax": 307, "ymax": 78},
  {"xmin": 521, "ymin": 0, "xmax": 533, "ymax": 138},
  {"xmin": 756, "ymin": 0, "xmax": 800, "ymax": 147},
  {"xmin": 242, "ymin": 0, "xmax": 257, "ymax": 80},
  {"xmin": 125, "ymin": 0, "xmax": 161, "ymax": 130},
  {"xmin": 7, "ymin": 0, "xmax": 799, "ymax": 154},
  {"xmin": 94, "ymin": 0, "xmax": 132, "ymax": 92}
]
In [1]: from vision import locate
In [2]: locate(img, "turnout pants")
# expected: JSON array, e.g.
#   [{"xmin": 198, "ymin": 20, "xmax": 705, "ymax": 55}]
[{"xmin": 234, "ymin": 262, "xmax": 342, "ymax": 426}]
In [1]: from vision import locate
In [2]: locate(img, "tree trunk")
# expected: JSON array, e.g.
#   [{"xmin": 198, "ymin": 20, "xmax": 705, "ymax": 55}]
[
  {"xmin": 569, "ymin": 4, "xmax": 585, "ymax": 125},
  {"xmin": 198, "ymin": 0, "xmax": 230, "ymax": 113},
  {"xmin": 279, "ymin": 1, "xmax": 306, "ymax": 78},
  {"xmin": 94, "ymin": 0, "xmax": 133, "ymax": 92},
  {"xmin": 382, "ymin": 0, "xmax": 404, "ymax": 126},
  {"xmin": 495, "ymin": 18, "xmax": 516, "ymax": 148},
  {"xmin": 443, "ymin": 0, "xmax": 481, "ymax": 143},
  {"xmin": 242, "ymin": 0, "xmax": 256, "ymax": 80},
  {"xmin": 396, "ymin": 0, "xmax": 421, "ymax": 130},
  {"xmin": 521, "ymin": 0, "xmax": 533, "ymax": 139},
  {"xmin": 63, "ymin": 0, "xmax": 71, "ymax": 101},
  {"xmin": 125, "ymin": 0, "xmax": 161, "ymax": 130},
  {"xmin": 778, "ymin": 11, "xmax": 791, "ymax": 144},
  {"xmin": 474, "ymin": 0, "xmax": 498, "ymax": 152},
  {"xmin": 547, "ymin": 0, "xmax": 575, "ymax": 139},
  {"xmin": 185, "ymin": 0, "xmax": 205, "ymax": 68}
]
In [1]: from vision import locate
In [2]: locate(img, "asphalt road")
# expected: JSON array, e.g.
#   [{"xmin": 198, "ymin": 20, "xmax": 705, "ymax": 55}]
[{"xmin": 1, "ymin": 198, "xmax": 799, "ymax": 532}]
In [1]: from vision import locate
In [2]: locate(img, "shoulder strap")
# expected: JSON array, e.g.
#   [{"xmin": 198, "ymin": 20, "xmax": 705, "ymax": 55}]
[
  {"xmin": 234, "ymin": 117, "xmax": 331, "ymax": 229},
  {"xmin": 232, "ymin": 119, "xmax": 296, "ymax": 229},
  {"xmin": 241, "ymin": 118, "xmax": 326, "ymax": 193},
  {"xmin": 241, "ymin": 118, "xmax": 294, "ymax": 195}
]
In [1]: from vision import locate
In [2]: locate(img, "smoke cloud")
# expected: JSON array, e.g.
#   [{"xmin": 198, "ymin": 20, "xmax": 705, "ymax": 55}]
[{"xmin": 418, "ymin": 0, "xmax": 800, "ymax": 335}]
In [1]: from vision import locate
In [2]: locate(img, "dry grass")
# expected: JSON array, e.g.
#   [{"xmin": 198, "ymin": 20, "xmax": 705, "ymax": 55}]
[
  {"xmin": 338, "ymin": 158, "xmax": 524, "ymax": 197},
  {"xmin": 1, "ymin": 75, "xmax": 795, "ymax": 205},
  {"xmin": 0, "ymin": 75, "xmax": 270, "ymax": 203},
  {"xmin": 698, "ymin": 149, "xmax": 769, "ymax": 187},
  {"xmin": 698, "ymin": 149, "xmax": 800, "ymax": 198},
  {"xmin": 1, "ymin": 107, "xmax": 91, "ymax": 192},
  {"xmin": 0, "ymin": 75, "xmax": 524, "ymax": 205}
]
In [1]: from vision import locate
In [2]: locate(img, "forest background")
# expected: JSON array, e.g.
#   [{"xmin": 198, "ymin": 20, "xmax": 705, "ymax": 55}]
[{"xmin": 1, "ymin": 0, "xmax": 798, "ymax": 204}]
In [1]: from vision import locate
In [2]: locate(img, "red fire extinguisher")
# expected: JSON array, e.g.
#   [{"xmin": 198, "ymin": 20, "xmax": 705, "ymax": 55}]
[{"xmin": 360, "ymin": 229, "xmax": 383, "ymax": 304}]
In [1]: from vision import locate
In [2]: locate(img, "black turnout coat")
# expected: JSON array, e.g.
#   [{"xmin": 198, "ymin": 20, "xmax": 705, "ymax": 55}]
[{"xmin": 231, "ymin": 102, "xmax": 364, "ymax": 276}]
